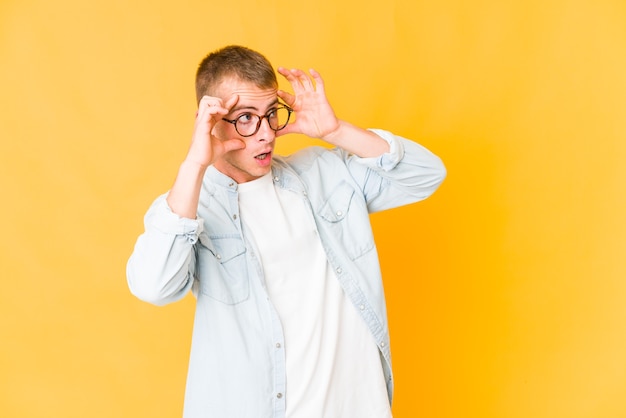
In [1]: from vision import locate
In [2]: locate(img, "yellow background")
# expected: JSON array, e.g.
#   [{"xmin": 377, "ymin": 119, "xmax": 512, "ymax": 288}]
[{"xmin": 1, "ymin": 0, "xmax": 625, "ymax": 417}]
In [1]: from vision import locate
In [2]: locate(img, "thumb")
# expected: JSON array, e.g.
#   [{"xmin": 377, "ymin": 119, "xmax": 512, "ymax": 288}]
[
  {"xmin": 222, "ymin": 138, "xmax": 246, "ymax": 152},
  {"xmin": 276, "ymin": 122, "xmax": 298, "ymax": 138}
]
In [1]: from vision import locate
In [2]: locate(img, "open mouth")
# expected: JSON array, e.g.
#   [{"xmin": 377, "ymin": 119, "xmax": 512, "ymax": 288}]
[{"xmin": 255, "ymin": 150, "xmax": 272, "ymax": 161}]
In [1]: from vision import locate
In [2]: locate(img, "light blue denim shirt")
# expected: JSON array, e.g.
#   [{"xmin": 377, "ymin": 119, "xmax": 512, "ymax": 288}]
[{"xmin": 127, "ymin": 129, "xmax": 446, "ymax": 418}]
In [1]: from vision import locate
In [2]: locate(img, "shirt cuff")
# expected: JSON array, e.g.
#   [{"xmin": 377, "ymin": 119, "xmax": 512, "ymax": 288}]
[
  {"xmin": 146, "ymin": 195, "xmax": 204, "ymax": 242},
  {"xmin": 356, "ymin": 129, "xmax": 405, "ymax": 171}
]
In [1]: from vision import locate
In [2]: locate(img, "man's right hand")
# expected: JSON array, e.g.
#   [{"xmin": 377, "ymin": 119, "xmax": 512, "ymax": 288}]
[
  {"xmin": 165, "ymin": 94, "xmax": 244, "ymax": 219},
  {"xmin": 185, "ymin": 94, "xmax": 245, "ymax": 168}
]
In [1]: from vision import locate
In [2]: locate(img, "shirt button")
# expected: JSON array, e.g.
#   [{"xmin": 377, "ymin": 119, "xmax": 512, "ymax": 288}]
[
  {"xmin": 273, "ymin": 176, "xmax": 279, "ymax": 182},
  {"xmin": 276, "ymin": 343, "xmax": 281, "ymax": 348},
  {"xmin": 359, "ymin": 304, "xmax": 365, "ymax": 310},
  {"xmin": 233, "ymin": 214, "xmax": 237, "ymax": 220},
  {"xmin": 276, "ymin": 393, "xmax": 283, "ymax": 399},
  {"xmin": 336, "ymin": 267, "xmax": 342, "ymax": 274},
  {"xmin": 381, "ymin": 342, "xmax": 386, "ymax": 347},
  {"xmin": 216, "ymin": 254, "xmax": 222, "ymax": 260},
  {"xmin": 336, "ymin": 210, "xmax": 343, "ymax": 217}
]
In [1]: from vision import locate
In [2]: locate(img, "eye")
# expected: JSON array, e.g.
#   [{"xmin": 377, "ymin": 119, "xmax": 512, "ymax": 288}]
[
  {"xmin": 267, "ymin": 108, "xmax": 278, "ymax": 120},
  {"xmin": 237, "ymin": 113, "xmax": 255, "ymax": 125}
]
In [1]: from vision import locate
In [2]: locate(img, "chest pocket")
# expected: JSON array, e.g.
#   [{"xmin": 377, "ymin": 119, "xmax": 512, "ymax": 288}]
[
  {"xmin": 318, "ymin": 181, "xmax": 375, "ymax": 260},
  {"xmin": 196, "ymin": 234, "xmax": 250, "ymax": 305}
]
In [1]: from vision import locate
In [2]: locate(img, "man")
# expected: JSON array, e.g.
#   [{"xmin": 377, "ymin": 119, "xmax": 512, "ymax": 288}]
[{"xmin": 127, "ymin": 45, "xmax": 446, "ymax": 418}]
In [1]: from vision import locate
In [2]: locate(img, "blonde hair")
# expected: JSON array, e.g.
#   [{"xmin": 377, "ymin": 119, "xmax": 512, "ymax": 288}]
[{"xmin": 195, "ymin": 45, "xmax": 277, "ymax": 103}]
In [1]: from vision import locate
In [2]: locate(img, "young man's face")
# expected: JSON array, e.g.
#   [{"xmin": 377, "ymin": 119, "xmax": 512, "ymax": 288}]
[{"xmin": 211, "ymin": 76, "xmax": 280, "ymax": 183}]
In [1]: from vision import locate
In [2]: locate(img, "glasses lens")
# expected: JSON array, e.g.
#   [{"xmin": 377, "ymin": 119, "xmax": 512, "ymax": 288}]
[
  {"xmin": 234, "ymin": 107, "xmax": 291, "ymax": 136},
  {"xmin": 235, "ymin": 114, "xmax": 261, "ymax": 137},
  {"xmin": 273, "ymin": 107, "xmax": 290, "ymax": 131}
]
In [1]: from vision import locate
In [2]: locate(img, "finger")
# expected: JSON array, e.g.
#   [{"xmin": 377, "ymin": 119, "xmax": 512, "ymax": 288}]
[
  {"xmin": 198, "ymin": 95, "xmax": 214, "ymax": 105},
  {"xmin": 205, "ymin": 97, "xmax": 236, "ymax": 118},
  {"xmin": 197, "ymin": 96, "xmax": 222, "ymax": 120},
  {"xmin": 292, "ymin": 68, "xmax": 314, "ymax": 90},
  {"xmin": 196, "ymin": 96, "xmax": 211, "ymax": 117},
  {"xmin": 284, "ymin": 68, "xmax": 313, "ymax": 91},
  {"xmin": 224, "ymin": 94, "xmax": 239, "ymax": 112},
  {"xmin": 199, "ymin": 95, "xmax": 222, "ymax": 108},
  {"xmin": 275, "ymin": 119, "xmax": 301, "ymax": 137},
  {"xmin": 277, "ymin": 90, "xmax": 296, "ymax": 107},
  {"xmin": 278, "ymin": 67, "xmax": 306, "ymax": 93},
  {"xmin": 222, "ymin": 138, "xmax": 246, "ymax": 152},
  {"xmin": 309, "ymin": 68, "xmax": 326, "ymax": 93},
  {"xmin": 277, "ymin": 66, "xmax": 295, "ymax": 81},
  {"xmin": 196, "ymin": 96, "xmax": 229, "ymax": 134}
]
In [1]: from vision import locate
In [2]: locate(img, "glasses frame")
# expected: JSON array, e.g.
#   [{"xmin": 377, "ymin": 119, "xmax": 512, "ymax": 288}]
[{"xmin": 222, "ymin": 104, "xmax": 293, "ymax": 137}]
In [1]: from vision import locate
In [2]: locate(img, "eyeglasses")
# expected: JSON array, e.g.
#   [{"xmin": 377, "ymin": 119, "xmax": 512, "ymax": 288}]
[{"xmin": 222, "ymin": 105, "xmax": 293, "ymax": 137}]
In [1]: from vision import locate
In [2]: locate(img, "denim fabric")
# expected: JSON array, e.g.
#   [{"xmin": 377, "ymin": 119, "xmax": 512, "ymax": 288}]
[{"xmin": 127, "ymin": 129, "xmax": 446, "ymax": 418}]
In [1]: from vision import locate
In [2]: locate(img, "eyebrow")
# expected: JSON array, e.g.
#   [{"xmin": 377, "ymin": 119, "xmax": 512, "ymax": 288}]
[{"xmin": 230, "ymin": 98, "xmax": 280, "ymax": 114}]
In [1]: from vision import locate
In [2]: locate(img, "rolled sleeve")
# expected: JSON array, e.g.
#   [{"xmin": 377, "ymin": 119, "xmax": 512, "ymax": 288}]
[
  {"xmin": 127, "ymin": 194, "xmax": 200, "ymax": 305},
  {"xmin": 353, "ymin": 129, "xmax": 405, "ymax": 171},
  {"xmin": 147, "ymin": 195, "xmax": 205, "ymax": 245}
]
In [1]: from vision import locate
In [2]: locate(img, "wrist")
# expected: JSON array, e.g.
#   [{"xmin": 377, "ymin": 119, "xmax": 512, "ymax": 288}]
[
  {"xmin": 181, "ymin": 157, "xmax": 211, "ymax": 171},
  {"xmin": 320, "ymin": 120, "xmax": 344, "ymax": 144},
  {"xmin": 179, "ymin": 159, "xmax": 210, "ymax": 182}
]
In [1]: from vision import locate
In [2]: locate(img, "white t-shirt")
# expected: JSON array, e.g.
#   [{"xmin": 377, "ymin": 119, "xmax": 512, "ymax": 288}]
[{"xmin": 238, "ymin": 173, "xmax": 392, "ymax": 418}]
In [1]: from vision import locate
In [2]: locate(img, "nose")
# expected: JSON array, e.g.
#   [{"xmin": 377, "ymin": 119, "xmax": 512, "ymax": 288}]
[{"xmin": 256, "ymin": 116, "xmax": 276, "ymax": 142}]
